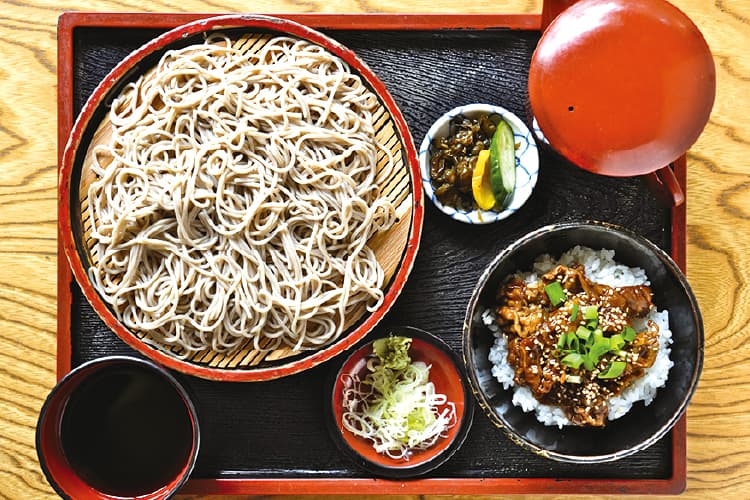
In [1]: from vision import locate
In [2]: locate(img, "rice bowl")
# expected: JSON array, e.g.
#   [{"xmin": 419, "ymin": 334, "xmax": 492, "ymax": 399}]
[
  {"xmin": 462, "ymin": 221, "xmax": 703, "ymax": 463},
  {"xmin": 484, "ymin": 246, "xmax": 674, "ymax": 428}
]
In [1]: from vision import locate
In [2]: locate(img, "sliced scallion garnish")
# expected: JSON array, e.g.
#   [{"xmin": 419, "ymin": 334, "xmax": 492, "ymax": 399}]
[
  {"xmin": 622, "ymin": 325, "xmax": 636, "ymax": 342},
  {"xmin": 598, "ymin": 360, "xmax": 627, "ymax": 379},
  {"xmin": 544, "ymin": 281, "xmax": 567, "ymax": 307},
  {"xmin": 588, "ymin": 331, "xmax": 610, "ymax": 358},
  {"xmin": 561, "ymin": 352, "xmax": 585, "ymax": 370},
  {"xmin": 575, "ymin": 325, "xmax": 591, "ymax": 340},
  {"xmin": 582, "ymin": 305, "xmax": 598, "ymax": 320},
  {"xmin": 566, "ymin": 334, "xmax": 580, "ymax": 352},
  {"xmin": 554, "ymin": 303, "xmax": 642, "ymax": 377},
  {"xmin": 609, "ymin": 333, "xmax": 625, "ymax": 352}
]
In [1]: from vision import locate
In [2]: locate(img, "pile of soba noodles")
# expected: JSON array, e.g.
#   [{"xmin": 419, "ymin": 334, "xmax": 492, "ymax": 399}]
[{"xmin": 86, "ymin": 33, "xmax": 397, "ymax": 355}]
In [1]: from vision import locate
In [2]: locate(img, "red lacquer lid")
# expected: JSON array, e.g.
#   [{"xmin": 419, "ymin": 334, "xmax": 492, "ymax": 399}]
[{"xmin": 529, "ymin": 0, "xmax": 715, "ymax": 177}]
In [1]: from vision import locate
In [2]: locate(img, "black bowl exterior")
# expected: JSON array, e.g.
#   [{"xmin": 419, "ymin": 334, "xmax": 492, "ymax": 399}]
[{"xmin": 462, "ymin": 221, "xmax": 704, "ymax": 463}]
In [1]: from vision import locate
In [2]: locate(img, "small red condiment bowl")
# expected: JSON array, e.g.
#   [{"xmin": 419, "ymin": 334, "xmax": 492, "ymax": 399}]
[
  {"xmin": 327, "ymin": 326, "xmax": 474, "ymax": 478},
  {"xmin": 36, "ymin": 356, "xmax": 200, "ymax": 499}
]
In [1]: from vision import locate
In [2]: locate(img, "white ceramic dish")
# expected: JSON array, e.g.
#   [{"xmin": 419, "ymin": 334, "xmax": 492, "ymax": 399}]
[{"xmin": 419, "ymin": 103, "xmax": 539, "ymax": 224}]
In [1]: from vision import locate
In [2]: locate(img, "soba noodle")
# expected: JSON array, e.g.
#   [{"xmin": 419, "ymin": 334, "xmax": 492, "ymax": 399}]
[{"xmin": 86, "ymin": 33, "xmax": 397, "ymax": 355}]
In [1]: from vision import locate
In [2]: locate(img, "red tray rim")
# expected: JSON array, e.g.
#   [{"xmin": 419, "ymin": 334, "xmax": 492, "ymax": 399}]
[{"xmin": 56, "ymin": 11, "xmax": 688, "ymax": 495}]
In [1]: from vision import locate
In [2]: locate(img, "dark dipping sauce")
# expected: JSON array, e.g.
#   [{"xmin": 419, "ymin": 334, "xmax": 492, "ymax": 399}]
[
  {"xmin": 60, "ymin": 365, "xmax": 194, "ymax": 497},
  {"xmin": 495, "ymin": 264, "xmax": 661, "ymax": 427},
  {"xmin": 429, "ymin": 114, "xmax": 497, "ymax": 210}
]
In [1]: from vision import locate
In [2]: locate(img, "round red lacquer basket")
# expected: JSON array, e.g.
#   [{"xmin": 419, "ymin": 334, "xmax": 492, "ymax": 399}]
[{"xmin": 58, "ymin": 14, "xmax": 423, "ymax": 382}]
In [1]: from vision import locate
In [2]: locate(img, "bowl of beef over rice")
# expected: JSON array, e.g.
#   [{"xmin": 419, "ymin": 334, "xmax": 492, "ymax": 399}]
[{"xmin": 462, "ymin": 221, "xmax": 703, "ymax": 463}]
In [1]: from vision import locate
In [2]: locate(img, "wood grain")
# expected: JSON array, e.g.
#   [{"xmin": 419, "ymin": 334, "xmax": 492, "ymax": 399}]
[{"xmin": 0, "ymin": 0, "xmax": 747, "ymax": 499}]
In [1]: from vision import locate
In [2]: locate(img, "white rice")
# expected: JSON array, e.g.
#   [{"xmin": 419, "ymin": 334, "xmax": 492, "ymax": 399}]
[{"xmin": 485, "ymin": 245, "xmax": 673, "ymax": 428}]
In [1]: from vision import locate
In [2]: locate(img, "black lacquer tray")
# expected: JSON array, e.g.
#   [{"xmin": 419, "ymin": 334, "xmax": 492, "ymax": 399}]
[{"xmin": 57, "ymin": 12, "xmax": 686, "ymax": 495}]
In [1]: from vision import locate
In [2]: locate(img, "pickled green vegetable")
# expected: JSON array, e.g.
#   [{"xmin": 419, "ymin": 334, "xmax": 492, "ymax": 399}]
[{"xmin": 488, "ymin": 119, "xmax": 516, "ymax": 208}]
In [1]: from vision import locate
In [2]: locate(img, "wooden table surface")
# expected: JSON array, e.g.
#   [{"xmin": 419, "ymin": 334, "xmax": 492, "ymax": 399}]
[{"xmin": 1, "ymin": 0, "xmax": 746, "ymax": 498}]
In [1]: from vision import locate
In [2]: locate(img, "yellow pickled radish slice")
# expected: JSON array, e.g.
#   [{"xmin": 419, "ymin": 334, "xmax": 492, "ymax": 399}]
[{"xmin": 471, "ymin": 149, "xmax": 495, "ymax": 210}]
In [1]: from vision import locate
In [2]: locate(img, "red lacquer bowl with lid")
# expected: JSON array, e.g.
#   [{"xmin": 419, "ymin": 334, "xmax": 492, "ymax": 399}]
[{"xmin": 529, "ymin": 0, "xmax": 715, "ymax": 206}]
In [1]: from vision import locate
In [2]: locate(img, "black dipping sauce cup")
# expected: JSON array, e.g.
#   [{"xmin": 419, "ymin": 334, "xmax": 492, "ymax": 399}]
[{"xmin": 36, "ymin": 356, "xmax": 200, "ymax": 499}]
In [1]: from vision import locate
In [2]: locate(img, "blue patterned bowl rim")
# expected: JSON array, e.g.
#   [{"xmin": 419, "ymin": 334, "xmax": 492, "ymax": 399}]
[{"xmin": 418, "ymin": 103, "xmax": 539, "ymax": 224}]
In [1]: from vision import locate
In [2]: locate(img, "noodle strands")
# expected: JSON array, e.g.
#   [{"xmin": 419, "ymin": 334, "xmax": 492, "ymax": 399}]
[{"xmin": 86, "ymin": 33, "xmax": 397, "ymax": 356}]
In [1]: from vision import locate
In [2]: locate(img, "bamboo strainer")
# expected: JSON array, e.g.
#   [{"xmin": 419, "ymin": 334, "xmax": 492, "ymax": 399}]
[{"xmin": 59, "ymin": 15, "xmax": 423, "ymax": 382}]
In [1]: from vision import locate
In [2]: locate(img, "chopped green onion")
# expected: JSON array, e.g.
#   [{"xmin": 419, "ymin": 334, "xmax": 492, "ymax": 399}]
[
  {"xmin": 609, "ymin": 334, "xmax": 625, "ymax": 352},
  {"xmin": 582, "ymin": 305, "xmax": 598, "ymax": 320},
  {"xmin": 565, "ymin": 375, "xmax": 582, "ymax": 384},
  {"xmin": 585, "ymin": 330, "xmax": 596, "ymax": 347},
  {"xmin": 566, "ymin": 335, "xmax": 580, "ymax": 352},
  {"xmin": 555, "ymin": 305, "xmax": 640, "ymax": 376},
  {"xmin": 544, "ymin": 281, "xmax": 567, "ymax": 307},
  {"xmin": 583, "ymin": 355, "xmax": 595, "ymax": 371},
  {"xmin": 622, "ymin": 325, "xmax": 637, "ymax": 342},
  {"xmin": 575, "ymin": 325, "xmax": 591, "ymax": 340},
  {"xmin": 561, "ymin": 352, "xmax": 585, "ymax": 369},
  {"xmin": 590, "ymin": 341, "xmax": 610, "ymax": 360},
  {"xmin": 585, "ymin": 332, "xmax": 611, "ymax": 369},
  {"xmin": 598, "ymin": 361, "xmax": 627, "ymax": 379}
]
